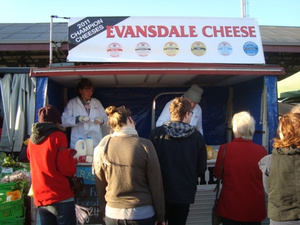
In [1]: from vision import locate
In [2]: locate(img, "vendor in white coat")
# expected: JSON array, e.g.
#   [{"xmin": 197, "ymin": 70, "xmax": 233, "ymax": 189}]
[
  {"xmin": 61, "ymin": 78, "xmax": 107, "ymax": 149},
  {"xmin": 156, "ymin": 84, "xmax": 204, "ymax": 135}
]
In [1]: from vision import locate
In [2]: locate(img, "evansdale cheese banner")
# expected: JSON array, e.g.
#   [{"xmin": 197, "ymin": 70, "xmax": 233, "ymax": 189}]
[{"xmin": 67, "ymin": 16, "xmax": 265, "ymax": 64}]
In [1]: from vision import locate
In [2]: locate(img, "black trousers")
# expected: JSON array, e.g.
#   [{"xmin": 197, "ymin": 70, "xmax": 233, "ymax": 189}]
[
  {"xmin": 165, "ymin": 202, "xmax": 190, "ymax": 225},
  {"xmin": 221, "ymin": 217, "xmax": 261, "ymax": 225}
]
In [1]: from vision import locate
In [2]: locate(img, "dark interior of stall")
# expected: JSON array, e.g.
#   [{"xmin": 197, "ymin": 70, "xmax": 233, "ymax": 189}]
[{"xmin": 47, "ymin": 76, "xmax": 265, "ymax": 146}]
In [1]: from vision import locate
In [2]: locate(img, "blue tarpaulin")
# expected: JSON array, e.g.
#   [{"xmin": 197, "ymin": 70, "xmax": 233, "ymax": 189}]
[{"xmin": 35, "ymin": 75, "xmax": 278, "ymax": 152}]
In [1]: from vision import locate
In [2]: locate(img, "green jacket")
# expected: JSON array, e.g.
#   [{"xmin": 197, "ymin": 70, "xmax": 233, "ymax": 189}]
[{"xmin": 268, "ymin": 147, "xmax": 300, "ymax": 221}]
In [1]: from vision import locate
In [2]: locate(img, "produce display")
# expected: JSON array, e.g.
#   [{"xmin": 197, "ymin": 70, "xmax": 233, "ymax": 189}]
[
  {"xmin": 0, "ymin": 182, "xmax": 25, "ymax": 223},
  {"xmin": 2, "ymin": 154, "xmax": 24, "ymax": 168},
  {"xmin": 0, "ymin": 152, "xmax": 30, "ymax": 225}
]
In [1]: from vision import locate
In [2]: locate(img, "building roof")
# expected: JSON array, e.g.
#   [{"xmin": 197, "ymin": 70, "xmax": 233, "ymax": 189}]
[
  {"xmin": 0, "ymin": 23, "xmax": 299, "ymax": 79},
  {"xmin": 260, "ymin": 25, "xmax": 300, "ymax": 46},
  {"xmin": 0, "ymin": 23, "xmax": 67, "ymax": 44},
  {"xmin": 1, "ymin": 23, "xmax": 299, "ymax": 46}
]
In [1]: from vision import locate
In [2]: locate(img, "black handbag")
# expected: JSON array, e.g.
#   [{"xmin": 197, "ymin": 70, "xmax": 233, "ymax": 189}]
[
  {"xmin": 212, "ymin": 144, "xmax": 226, "ymax": 225},
  {"xmin": 68, "ymin": 175, "xmax": 86, "ymax": 197},
  {"xmin": 57, "ymin": 147, "xmax": 86, "ymax": 197}
]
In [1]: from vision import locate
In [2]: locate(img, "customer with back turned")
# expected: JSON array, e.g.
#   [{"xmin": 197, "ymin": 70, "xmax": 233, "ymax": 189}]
[
  {"xmin": 150, "ymin": 97, "xmax": 207, "ymax": 225},
  {"xmin": 214, "ymin": 111, "xmax": 267, "ymax": 225},
  {"xmin": 27, "ymin": 105, "xmax": 77, "ymax": 225},
  {"xmin": 93, "ymin": 105, "xmax": 165, "ymax": 225},
  {"xmin": 259, "ymin": 112, "xmax": 300, "ymax": 225}
]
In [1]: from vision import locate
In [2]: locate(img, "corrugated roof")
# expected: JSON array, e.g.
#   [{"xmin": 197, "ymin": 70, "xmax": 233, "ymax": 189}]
[
  {"xmin": 260, "ymin": 26, "xmax": 300, "ymax": 46},
  {"xmin": 0, "ymin": 23, "xmax": 67, "ymax": 43},
  {"xmin": 0, "ymin": 23, "xmax": 299, "ymax": 47}
]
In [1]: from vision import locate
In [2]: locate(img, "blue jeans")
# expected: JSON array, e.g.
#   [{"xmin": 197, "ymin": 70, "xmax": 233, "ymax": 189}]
[
  {"xmin": 37, "ymin": 201, "xmax": 76, "ymax": 225},
  {"xmin": 105, "ymin": 216, "xmax": 156, "ymax": 225}
]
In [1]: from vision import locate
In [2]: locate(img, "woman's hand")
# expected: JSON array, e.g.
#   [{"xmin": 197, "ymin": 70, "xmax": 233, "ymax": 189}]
[
  {"xmin": 94, "ymin": 116, "xmax": 104, "ymax": 125},
  {"xmin": 78, "ymin": 116, "xmax": 90, "ymax": 123}
]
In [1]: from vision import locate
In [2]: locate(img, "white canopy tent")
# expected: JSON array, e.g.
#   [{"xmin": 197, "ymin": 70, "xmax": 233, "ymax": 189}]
[
  {"xmin": 278, "ymin": 71, "xmax": 300, "ymax": 99},
  {"xmin": 277, "ymin": 71, "xmax": 300, "ymax": 115}
]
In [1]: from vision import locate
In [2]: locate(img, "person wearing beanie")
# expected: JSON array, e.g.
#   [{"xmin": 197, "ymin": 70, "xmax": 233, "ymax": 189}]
[
  {"xmin": 61, "ymin": 78, "xmax": 108, "ymax": 149},
  {"xmin": 156, "ymin": 84, "xmax": 204, "ymax": 134},
  {"xmin": 27, "ymin": 105, "xmax": 77, "ymax": 225}
]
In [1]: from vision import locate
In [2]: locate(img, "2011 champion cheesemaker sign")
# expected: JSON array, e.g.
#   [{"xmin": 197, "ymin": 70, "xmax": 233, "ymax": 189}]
[{"xmin": 67, "ymin": 16, "xmax": 265, "ymax": 64}]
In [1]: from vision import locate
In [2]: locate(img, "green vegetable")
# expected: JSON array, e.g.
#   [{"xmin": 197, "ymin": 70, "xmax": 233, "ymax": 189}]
[
  {"xmin": 2, "ymin": 154, "xmax": 22, "ymax": 168},
  {"xmin": 14, "ymin": 180, "xmax": 30, "ymax": 195}
]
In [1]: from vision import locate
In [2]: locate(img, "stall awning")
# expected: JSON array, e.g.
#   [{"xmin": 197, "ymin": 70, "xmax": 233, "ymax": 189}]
[{"xmin": 30, "ymin": 62, "xmax": 285, "ymax": 87}]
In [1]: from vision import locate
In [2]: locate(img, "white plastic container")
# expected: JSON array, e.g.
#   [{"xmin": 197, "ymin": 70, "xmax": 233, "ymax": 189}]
[
  {"xmin": 74, "ymin": 138, "xmax": 87, "ymax": 159},
  {"xmin": 86, "ymin": 136, "xmax": 94, "ymax": 156}
]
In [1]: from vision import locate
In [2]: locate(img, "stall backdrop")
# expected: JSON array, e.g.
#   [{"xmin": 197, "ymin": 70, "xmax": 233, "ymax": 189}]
[{"xmin": 34, "ymin": 75, "xmax": 278, "ymax": 153}]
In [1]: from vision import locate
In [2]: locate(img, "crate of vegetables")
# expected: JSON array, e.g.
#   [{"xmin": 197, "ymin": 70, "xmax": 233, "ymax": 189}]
[
  {"xmin": 0, "ymin": 183, "xmax": 15, "ymax": 203},
  {"xmin": 0, "ymin": 183, "xmax": 24, "ymax": 220}
]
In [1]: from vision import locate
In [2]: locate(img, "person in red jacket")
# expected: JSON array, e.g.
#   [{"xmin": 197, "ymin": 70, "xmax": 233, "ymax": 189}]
[
  {"xmin": 214, "ymin": 111, "xmax": 267, "ymax": 225},
  {"xmin": 27, "ymin": 105, "xmax": 77, "ymax": 225}
]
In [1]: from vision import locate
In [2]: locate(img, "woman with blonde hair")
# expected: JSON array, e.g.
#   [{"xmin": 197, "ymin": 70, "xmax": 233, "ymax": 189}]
[
  {"xmin": 259, "ymin": 112, "xmax": 300, "ymax": 225},
  {"xmin": 93, "ymin": 106, "xmax": 165, "ymax": 225},
  {"xmin": 214, "ymin": 111, "xmax": 267, "ymax": 225}
]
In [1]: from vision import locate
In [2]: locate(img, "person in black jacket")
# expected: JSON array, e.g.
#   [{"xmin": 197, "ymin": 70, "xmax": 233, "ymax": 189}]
[{"xmin": 149, "ymin": 97, "xmax": 207, "ymax": 225}]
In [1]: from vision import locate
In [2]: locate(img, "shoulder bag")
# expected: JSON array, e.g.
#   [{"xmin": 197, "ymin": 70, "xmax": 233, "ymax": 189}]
[
  {"xmin": 212, "ymin": 144, "xmax": 227, "ymax": 225},
  {"xmin": 57, "ymin": 147, "xmax": 86, "ymax": 197}
]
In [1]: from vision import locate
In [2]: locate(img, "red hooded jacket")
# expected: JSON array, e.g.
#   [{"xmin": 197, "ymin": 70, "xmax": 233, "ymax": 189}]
[{"xmin": 27, "ymin": 123, "xmax": 76, "ymax": 206}]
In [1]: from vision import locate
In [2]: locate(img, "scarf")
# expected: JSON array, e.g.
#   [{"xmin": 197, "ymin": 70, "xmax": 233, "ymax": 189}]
[
  {"xmin": 92, "ymin": 126, "xmax": 138, "ymax": 173},
  {"xmin": 163, "ymin": 121, "xmax": 196, "ymax": 139}
]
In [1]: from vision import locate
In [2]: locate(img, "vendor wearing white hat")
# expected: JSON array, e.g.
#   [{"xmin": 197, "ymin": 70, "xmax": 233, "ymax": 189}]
[{"xmin": 156, "ymin": 84, "xmax": 204, "ymax": 134}]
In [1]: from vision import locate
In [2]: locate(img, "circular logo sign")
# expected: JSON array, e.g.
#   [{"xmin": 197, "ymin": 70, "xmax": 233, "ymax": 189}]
[
  {"xmin": 217, "ymin": 42, "xmax": 232, "ymax": 56},
  {"xmin": 107, "ymin": 43, "xmax": 123, "ymax": 57},
  {"xmin": 135, "ymin": 42, "xmax": 151, "ymax": 57},
  {"xmin": 243, "ymin": 41, "xmax": 259, "ymax": 56},
  {"xmin": 191, "ymin": 41, "xmax": 207, "ymax": 56},
  {"xmin": 163, "ymin": 42, "xmax": 179, "ymax": 57}
]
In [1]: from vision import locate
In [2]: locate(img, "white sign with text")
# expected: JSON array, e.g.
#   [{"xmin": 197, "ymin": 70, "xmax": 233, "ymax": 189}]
[{"xmin": 67, "ymin": 16, "xmax": 265, "ymax": 64}]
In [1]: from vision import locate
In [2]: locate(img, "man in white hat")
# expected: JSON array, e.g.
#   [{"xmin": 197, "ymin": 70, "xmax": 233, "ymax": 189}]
[{"xmin": 156, "ymin": 84, "xmax": 204, "ymax": 134}]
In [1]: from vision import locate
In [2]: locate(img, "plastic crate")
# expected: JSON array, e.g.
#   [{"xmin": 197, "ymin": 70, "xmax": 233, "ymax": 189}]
[
  {"xmin": 0, "ymin": 183, "xmax": 15, "ymax": 190},
  {"xmin": 0, "ymin": 216, "xmax": 25, "ymax": 225},
  {"xmin": 0, "ymin": 207, "xmax": 25, "ymax": 225},
  {"xmin": 0, "ymin": 183, "xmax": 15, "ymax": 203},
  {"xmin": 0, "ymin": 194, "xmax": 24, "ymax": 220}
]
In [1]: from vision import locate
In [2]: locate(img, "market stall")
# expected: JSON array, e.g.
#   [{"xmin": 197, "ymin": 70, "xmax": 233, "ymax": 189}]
[{"xmin": 28, "ymin": 16, "xmax": 285, "ymax": 225}]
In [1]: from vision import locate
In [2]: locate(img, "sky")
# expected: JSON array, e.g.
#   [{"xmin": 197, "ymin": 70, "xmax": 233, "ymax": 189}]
[{"xmin": 1, "ymin": 0, "xmax": 299, "ymax": 27}]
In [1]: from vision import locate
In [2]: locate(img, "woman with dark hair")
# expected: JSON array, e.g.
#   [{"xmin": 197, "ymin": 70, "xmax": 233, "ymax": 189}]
[
  {"xmin": 259, "ymin": 112, "xmax": 300, "ymax": 225},
  {"xmin": 61, "ymin": 78, "xmax": 107, "ymax": 149},
  {"xmin": 214, "ymin": 111, "xmax": 267, "ymax": 225},
  {"xmin": 93, "ymin": 106, "xmax": 165, "ymax": 225}
]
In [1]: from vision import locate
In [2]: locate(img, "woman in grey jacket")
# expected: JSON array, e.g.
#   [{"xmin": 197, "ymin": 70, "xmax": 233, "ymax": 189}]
[
  {"xmin": 259, "ymin": 112, "xmax": 300, "ymax": 225},
  {"xmin": 93, "ymin": 106, "xmax": 165, "ymax": 225}
]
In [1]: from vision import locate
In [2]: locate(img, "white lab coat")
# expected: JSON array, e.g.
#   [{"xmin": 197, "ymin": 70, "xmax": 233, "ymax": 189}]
[
  {"xmin": 156, "ymin": 99, "xmax": 203, "ymax": 135},
  {"xmin": 61, "ymin": 96, "xmax": 108, "ymax": 149}
]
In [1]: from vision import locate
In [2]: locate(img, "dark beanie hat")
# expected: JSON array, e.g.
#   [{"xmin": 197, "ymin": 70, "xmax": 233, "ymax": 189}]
[{"xmin": 38, "ymin": 105, "xmax": 62, "ymax": 124}]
